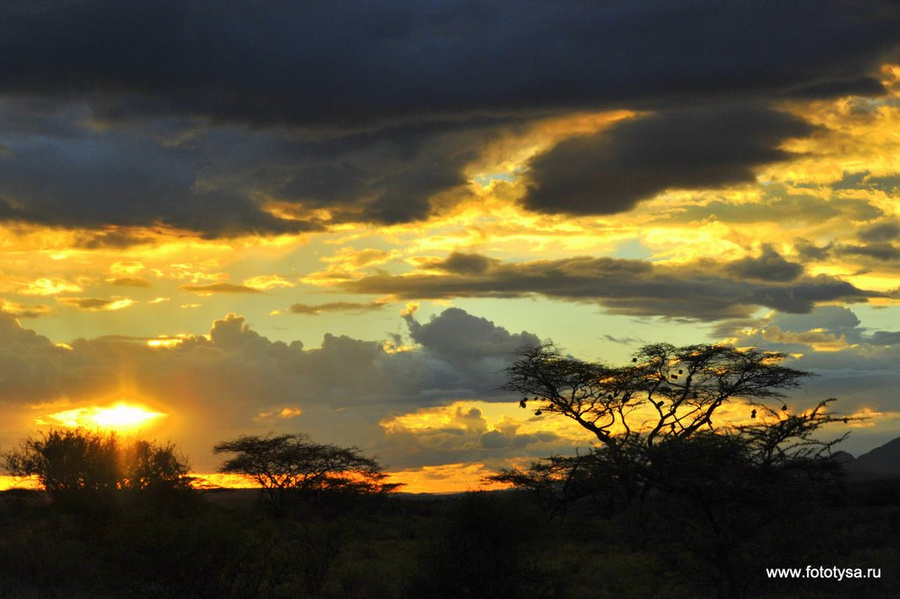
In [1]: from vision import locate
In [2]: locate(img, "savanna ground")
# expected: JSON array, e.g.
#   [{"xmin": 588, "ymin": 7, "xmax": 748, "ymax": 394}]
[{"xmin": 0, "ymin": 475, "xmax": 897, "ymax": 599}]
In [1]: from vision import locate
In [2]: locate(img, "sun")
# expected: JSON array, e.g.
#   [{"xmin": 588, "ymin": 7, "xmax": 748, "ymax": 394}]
[
  {"xmin": 36, "ymin": 402, "xmax": 167, "ymax": 432},
  {"xmin": 91, "ymin": 404, "xmax": 167, "ymax": 428}
]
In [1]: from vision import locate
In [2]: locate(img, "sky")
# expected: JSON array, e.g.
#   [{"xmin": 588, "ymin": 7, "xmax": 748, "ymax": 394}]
[{"xmin": 2, "ymin": 0, "xmax": 900, "ymax": 492}]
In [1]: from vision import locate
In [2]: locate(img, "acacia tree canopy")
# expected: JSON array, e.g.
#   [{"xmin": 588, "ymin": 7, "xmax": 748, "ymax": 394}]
[
  {"xmin": 213, "ymin": 433, "xmax": 400, "ymax": 508},
  {"xmin": 505, "ymin": 342, "xmax": 811, "ymax": 453},
  {"xmin": 497, "ymin": 343, "xmax": 849, "ymax": 509}
]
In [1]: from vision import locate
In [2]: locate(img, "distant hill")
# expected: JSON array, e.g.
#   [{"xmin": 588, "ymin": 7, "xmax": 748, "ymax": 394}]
[
  {"xmin": 829, "ymin": 450, "xmax": 857, "ymax": 467},
  {"xmin": 852, "ymin": 436, "xmax": 900, "ymax": 477}
]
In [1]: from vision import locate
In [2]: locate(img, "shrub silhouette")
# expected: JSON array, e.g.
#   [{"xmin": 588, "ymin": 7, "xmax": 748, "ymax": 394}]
[{"xmin": 4, "ymin": 428, "xmax": 191, "ymax": 509}]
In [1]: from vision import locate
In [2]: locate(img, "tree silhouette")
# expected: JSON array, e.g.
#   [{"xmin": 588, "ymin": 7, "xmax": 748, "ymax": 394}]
[
  {"xmin": 213, "ymin": 433, "xmax": 400, "ymax": 512},
  {"xmin": 4, "ymin": 428, "xmax": 192, "ymax": 507},
  {"xmin": 504, "ymin": 342, "xmax": 811, "ymax": 502},
  {"xmin": 507, "ymin": 343, "xmax": 809, "ymax": 449},
  {"xmin": 496, "ymin": 343, "xmax": 855, "ymax": 598}
]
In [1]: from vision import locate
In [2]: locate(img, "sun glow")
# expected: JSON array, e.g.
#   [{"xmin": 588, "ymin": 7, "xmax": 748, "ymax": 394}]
[{"xmin": 36, "ymin": 403, "xmax": 167, "ymax": 432}]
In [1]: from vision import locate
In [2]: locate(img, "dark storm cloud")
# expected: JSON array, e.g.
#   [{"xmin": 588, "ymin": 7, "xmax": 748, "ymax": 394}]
[
  {"xmin": 73, "ymin": 230, "xmax": 158, "ymax": 249},
  {"xmin": 2, "ymin": 1, "xmax": 897, "ymax": 126},
  {"xmin": 794, "ymin": 239, "xmax": 835, "ymax": 263},
  {"xmin": 0, "ymin": 116, "xmax": 316, "ymax": 236},
  {"xmin": 0, "ymin": 0, "xmax": 898, "ymax": 234},
  {"xmin": 524, "ymin": 105, "xmax": 815, "ymax": 215},
  {"xmin": 793, "ymin": 237, "xmax": 900, "ymax": 264},
  {"xmin": 269, "ymin": 120, "xmax": 495, "ymax": 224},
  {"xmin": 428, "ymin": 252, "xmax": 501, "ymax": 275},
  {"xmin": 0, "ymin": 97, "xmax": 504, "ymax": 232},
  {"xmin": 839, "ymin": 243, "xmax": 900, "ymax": 261},
  {"xmin": 345, "ymin": 254, "xmax": 879, "ymax": 320},
  {"xmin": 785, "ymin": 77, "xmax": 888, "ymax": 99},
  {"xmin": 869, "ymin": 331, "xmax": 900, "ymax": 346},
  {"xmin": 859, "ymin": 221, "xmax": 900, "ymax": 243},
  {"xmin": 724, "ymin": 245, "xmax": 804, "ymax": 282}
]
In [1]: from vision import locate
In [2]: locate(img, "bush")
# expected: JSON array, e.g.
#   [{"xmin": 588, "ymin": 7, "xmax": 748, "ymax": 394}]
[{"xmin": 4, "ymin": 429, "xmax": 193, "ymax": 511}]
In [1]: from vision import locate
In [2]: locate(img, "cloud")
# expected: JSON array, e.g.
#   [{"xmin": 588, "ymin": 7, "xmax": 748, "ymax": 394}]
[
  {"xmin": 404, "ymin": 307, "xmax": 540, "ymax": 363},
  {"xmin": 1, "ymin": 276, "xmax": 82, "ymax": 296},
  {"xmin": 869, "ymin": 330, "xmax": 900, "ymax": 345},
  {"xmin": 792, "ymin": 238, "xmax": 900, "ymax": 265},
  {"xmin": 0, "ymin": 112, "xmax": 318, "ymax": 236},
  {"xmin": 2, "ymin": 1, "xmax": 896, "ymax": 127},
  {"xmin": 0, "ymin": 315, "xmax": 82, "ymax": 404},
  {"xmin": 179, "ymin": 283, "xmax": 263, "ymax": 295},
  {"xmin": 713, "ymin": 305, "xmax": 897, "ymax": 352},
  {"xmin": 0, "ymin": 300, "xmax": 50, "ymax": 318},
  {"xmin": 839, "ymin": 243, "xmax": 900, "ymax": 262},
  {"xmin": 724, "ymin": 245, "xmax": 804, "ymax": 282},
  {"xmin": 603, "ymin": 334, "xmax": 645, "ymax": 345},
  {"xmin": 674, "ymin": 188, "xmax": 882, "ymax": 226},
  {"xmin": 770, "ymin": 306, "xmax": 862, "ymax": 333},
  {"xmin": 379, "ymin": 402, "xmax": 574, "ymax": 469},
  {"xmin": 345, "ymin": 253, "xmax": 879, "ymax": 320},
  {"xmin": 270, "ymin": 121, "xmax": 490, "ymax": 224},
  {"xmin": 0, "ymin": 96, "xmax": 502, "ymax": 233},
  {"xmin": 0, "ymin": 309, "xmax": 546, "ymax": 470},
  {"xmin": 710, "ymin": 305, "xmax": 900, "ymax": 451},
  {"xmin": 56, "ymin": 297, "xmax": 134, "ymax": 311},
  {"xmin": 110, "ymin": 277, "xmax": 151, "ymax": 288},
  {"xmin": 242, "ymin": 275, "xmax": 294, "ymax": 291},
  {"xmin": 859, "ymin": 220, "xmax": 900, "ymax": 242},
  {"xmin": 0, "ymin": 1, "xmax": 896, "ymax": 234},
  {"xmin": 427, "ymin": 252, "xmax": 501, "ymax": 275},
  {"xmin": 289, "ymin": 301, "xmax": 388, "ymax": 315},
  {"xmin": 760, "ymin": 325, "xmax": 850, "ymax": 352},
  {"xmin": 73, "ymin": 229, "xmax": 158, "ymax": 249},
  {"xmin": 2, "ymin": 305, "xmax": 899, "ymax": 470},
  {"xmin": 524, "ymin": 105, "xmax": 815, "ymax": 215},
  {"xmin": 254, "ymin": 407, "xmax": 303, "ymax": 421}
]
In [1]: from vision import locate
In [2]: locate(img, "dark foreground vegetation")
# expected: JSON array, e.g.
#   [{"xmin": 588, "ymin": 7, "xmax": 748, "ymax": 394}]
[
  {"xmin": 1, "ymin": 342, "xmax": 898, "ymax": 598},
  {"xmin": 0, "ymin": 478, "xmax": 898, "ymax": 599}
]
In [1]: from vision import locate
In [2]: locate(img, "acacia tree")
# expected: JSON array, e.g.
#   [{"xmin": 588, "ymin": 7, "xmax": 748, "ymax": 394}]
[
  {"xmin": 498, "ymin": 343, "xmax": 832, "ymax": 504},
  {"xmin": 507, "ymin": 343, "xmax": 808, "ymax": 452},
  {"xmin": 213, "ymin": 433, "xmax": 400, "ymax": 512},
  {"xmin": 496, "ymin": 344, "xmax": 852, "ymax": 598}
]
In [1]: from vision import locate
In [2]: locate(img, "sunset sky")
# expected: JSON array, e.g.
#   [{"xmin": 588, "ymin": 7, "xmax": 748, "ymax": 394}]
[{"xmin": 2, "ymin": 1, "xmax": 900, "ymax": 492}]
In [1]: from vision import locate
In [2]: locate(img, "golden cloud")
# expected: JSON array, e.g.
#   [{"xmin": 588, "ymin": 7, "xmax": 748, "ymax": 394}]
[
  {"xmin": 56, "ymin": 297, "xmax": 135, "ymax": 311},
  {"xmin": 242, "ymin": 275, "xmax": 295, "ymax": 291}
]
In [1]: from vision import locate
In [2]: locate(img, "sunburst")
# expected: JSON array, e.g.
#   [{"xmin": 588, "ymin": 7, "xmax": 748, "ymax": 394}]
[{"xmin": 36, "ymin": 402, "xmax": 167, "ymax": 432}]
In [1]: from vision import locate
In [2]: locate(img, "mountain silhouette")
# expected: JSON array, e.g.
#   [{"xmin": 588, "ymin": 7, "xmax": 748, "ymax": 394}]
[
  {"xmin": 853, "ymin": 436, "xmax": 900, "ymax": 477},
  {"xmin": 836, "ymin": 436, "xmax": 900, "ymax": 478}
]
